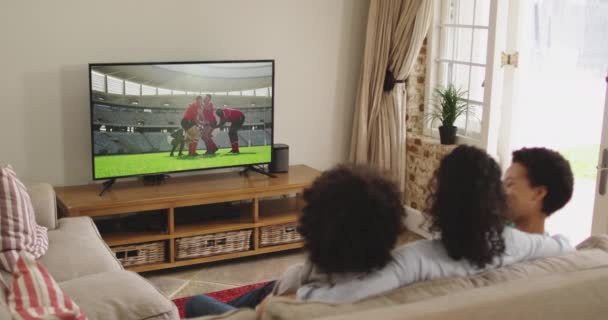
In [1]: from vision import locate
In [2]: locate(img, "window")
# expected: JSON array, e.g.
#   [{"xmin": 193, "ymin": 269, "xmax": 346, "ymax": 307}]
[
  {"xmin": 125, "ymin": 81, "xmax": 141, "ymax": 96},
  {"xmin": 91, "ymin": 71, "xmax": 105, "ymax": 92},
  {"xmin": 107, "ymin": 76, "xmax": 124, "ymax": 95},
  {"xmin": 214, "ymin": 92, "xmax": 228, "ymax": 96},
  {"xmin": 228, "ymin": 91, "xmax": 241, "ymax": 96},
  {"xmin": 254, "ymin": 88, "xmax": 269, "ymax": 97},
  {"xmin": 142, "ymin": 85, "xmax": 157, "ymax": 96},
  {"xmin": 242, "ymin": 89, "xmax": 255, "ymax": 96},
  {"xmin": 428, "ymin": 0, "xmax": 492, "ymax": 139},
  {"xmin": 157, "ymin": 88, "xmax": 171, "ymax": 95},
  {"xmin": 172, "ymin": 90, "xmax": 185, "ymax": 95},
  {"xmin": 186, "ymin": 91, "xmax": 200, "ymax": 96}
]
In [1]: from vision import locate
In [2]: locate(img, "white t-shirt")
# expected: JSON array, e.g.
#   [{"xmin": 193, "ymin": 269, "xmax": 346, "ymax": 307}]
[{"xmin": 295, "ymin": 227, "xmax": 573, "ymax": 303}]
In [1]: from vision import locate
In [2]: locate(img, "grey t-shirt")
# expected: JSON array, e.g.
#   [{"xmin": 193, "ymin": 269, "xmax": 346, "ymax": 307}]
[{"xmin": 284, "ymin": 227, "xmax": 572, "ymax": 303}]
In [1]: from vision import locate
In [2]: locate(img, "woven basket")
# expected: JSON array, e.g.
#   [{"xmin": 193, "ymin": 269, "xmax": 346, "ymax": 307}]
[
  {"xmin": 260, "ymin": 223, "xmax": 303, "ymax": 247},
  {"xmin": 112, "ymin": 241, "xmax": 166, "ymax": 267},
  {"xmin": 176, "ymin": 229, "xmax": 252, "ymax": 260}
]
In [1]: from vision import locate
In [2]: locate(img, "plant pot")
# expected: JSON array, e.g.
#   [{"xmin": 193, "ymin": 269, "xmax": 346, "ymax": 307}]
[{"xmin": 438, "ymin": 126, "xmax": 457, "ymax": 145}]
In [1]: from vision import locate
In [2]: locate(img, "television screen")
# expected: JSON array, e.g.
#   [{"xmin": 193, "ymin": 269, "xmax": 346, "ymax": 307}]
[{"xmin": 89, "ymin": 60, "xmax": 274, "ymax": 180}]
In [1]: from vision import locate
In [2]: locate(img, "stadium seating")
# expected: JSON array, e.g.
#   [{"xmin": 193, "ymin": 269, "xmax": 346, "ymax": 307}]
[
  {"xmin": 93, "ymin": 132, "xmax": 127, "ymax": 154},
  {"xmin": 213, "ymin": 131, "xmax": 231, "ymax": 149},
  {"xmin": 92, "ymin": 104, "xmax": 274, "ymax": 155},
  {"xmin": 94, "ymin": 104, "xmax": 271, "ymax": 127},
  {"xmin": 143, "ymin": 132, "xmax": 172, "ymax": 151}
]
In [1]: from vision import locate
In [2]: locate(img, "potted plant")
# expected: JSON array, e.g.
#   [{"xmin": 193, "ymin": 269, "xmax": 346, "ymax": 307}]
[{"xmin": 426, "ymin": 84, "xmax": 469, "ymax": 145}]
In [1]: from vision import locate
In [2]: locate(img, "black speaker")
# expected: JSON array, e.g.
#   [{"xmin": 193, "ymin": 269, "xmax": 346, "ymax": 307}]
[{"xmin": 269, "ymin": 144, "xmax": 289, "ymax": 173}]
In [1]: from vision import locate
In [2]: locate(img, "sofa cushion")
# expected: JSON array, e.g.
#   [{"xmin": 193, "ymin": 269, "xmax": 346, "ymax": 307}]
[
  {"xmin": 0, "ymin": 165, "xmax": 49, "ymax": 272},
  {"xmin": 5, "ymin": 252, "xmax": 86, "ymax": 320},
  {"xmin": 60, "ymin": 270, "xmax": 179, "ymax": 320},
  {"xmin": 262, "ymin": 235, "xmax": 608, "ymax": 320},
  {"xmin": 38, "ymin": 216, "xmax": 122, "ymax": 282},
  {"xmin": 26, "ymin": 182, "xmax": 58, "ymax": 230},
  {"xmin": 319, "ymin": 267, "xmax": 608, "ymax": 320}
]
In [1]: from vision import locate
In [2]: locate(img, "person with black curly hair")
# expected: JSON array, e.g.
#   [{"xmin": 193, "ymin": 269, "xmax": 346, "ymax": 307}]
[
  {"xmin": 295, "ymin": 145, "xmax": 573, "ymax": 303},
  {"xmin": 185, "ymin": 165, "xmax": 405, "ymax": 317},
  {"xmin": 504, "ymin": 147, "xmax": 574, "ymax": 234}
]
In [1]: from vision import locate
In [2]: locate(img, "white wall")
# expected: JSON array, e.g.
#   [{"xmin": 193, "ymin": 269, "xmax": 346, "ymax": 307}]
[{"xmin": 0, "ymin": 0, "xmax": 369, "ymax": 186}]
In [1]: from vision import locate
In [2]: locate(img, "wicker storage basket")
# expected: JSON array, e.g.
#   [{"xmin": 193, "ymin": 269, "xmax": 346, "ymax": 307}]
[
  {"xmin": 175, "ymin": 229, "xmax": 253, "ymax": 260},
  {"xmin": 260, "ymin": 223, "xmax": 303, "ymax": 247},
  {"xmin": 112, "ymin": 241, "xmax": 166, "ymax": 267}
]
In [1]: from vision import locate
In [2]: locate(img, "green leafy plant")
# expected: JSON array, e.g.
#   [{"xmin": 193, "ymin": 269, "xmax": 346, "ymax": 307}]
[{"xmin": 426, "ymin": 84, "xmax": 469, "ymax": 128}]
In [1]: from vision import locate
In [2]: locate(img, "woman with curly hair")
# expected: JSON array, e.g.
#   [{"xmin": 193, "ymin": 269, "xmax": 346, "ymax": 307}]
[
  {"xmin": 296, "ymin": 145, "xmax": 573, "ymax": 303},
  {"xmin": 185, "ymin": 164, "xmax": 405, "ymax": 317}
]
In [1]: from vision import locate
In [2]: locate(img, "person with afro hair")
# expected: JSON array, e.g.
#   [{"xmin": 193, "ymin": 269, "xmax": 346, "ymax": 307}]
[
  {"xmin": 504, "ymin": 147, "xmax": 574, "ymax": 234},
  {"xmin": 185, "ymin": 164, "xmax": 405, "ymax": 317},
  {"xmin": 292, "ymin": 145, "xmax": 574, "ymax": 303}
]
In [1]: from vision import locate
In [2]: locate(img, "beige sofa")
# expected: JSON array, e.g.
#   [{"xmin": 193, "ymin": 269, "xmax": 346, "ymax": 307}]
[
  {"xmin": 0, "ymin": 183, "xmax": 179, "ymax": 320},
  {"xmin": 197, "ymin": 235, "xmax": 608, "ymax": 320}
]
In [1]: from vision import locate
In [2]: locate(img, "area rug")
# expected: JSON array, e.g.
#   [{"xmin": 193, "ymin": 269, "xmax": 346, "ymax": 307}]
[{"xmin": 173, "ymin": 281, "xmax": 270, "ymax": 319}]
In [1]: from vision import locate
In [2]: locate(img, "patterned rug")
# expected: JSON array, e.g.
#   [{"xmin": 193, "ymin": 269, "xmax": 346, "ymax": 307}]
[{"xmin": 172, "ymin": 281, "xmax": 270, "ymax": 319}]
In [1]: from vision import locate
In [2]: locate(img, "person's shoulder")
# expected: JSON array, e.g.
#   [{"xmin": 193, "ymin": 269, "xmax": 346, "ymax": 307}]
[
  {"xmin": 502, "ymin": 226, "xmax": 548, "ymax": 240},
  {"xmin": 502, "ymin": 226, "xmax": 533, "ymax": 244},
  {"xmin": 503, "ymin": 226, "xmax": 574, "ymax": 251}
]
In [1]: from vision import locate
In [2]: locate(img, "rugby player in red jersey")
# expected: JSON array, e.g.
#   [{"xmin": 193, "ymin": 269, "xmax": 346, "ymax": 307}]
[
  {"xmin": 215, "ymin": 108, "xmax": 245, "ymax": 153},
  {"xmin": 200, "ymin": 94, "xmax": 218, "ymax": 155},
  {"xmin": 181, "ymin": 96, "xmax": 204, "ymax": 156}
]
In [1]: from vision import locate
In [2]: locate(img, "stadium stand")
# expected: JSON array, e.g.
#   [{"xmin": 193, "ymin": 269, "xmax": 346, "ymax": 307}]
[
  {"xmin": 110, "ymin": 132, "xmax": 152, "ymax": 153},
  {"xmin": 94, "ymin": 104, "xmax": 271, "ymax": 127},
  {"xmin": 92, "ymin": 103, "xmax": 273, "ymax": 155},
  {"xmin": 213, "ymin": 131, "xmax": 231, "ymax": 149},
  {"xmin": 143, "ymin": 132, "xmax": 172, "ymax": 151},
  {"xmin": 94, "ymin": 132, "xmax": 125, "ymax": 154}
]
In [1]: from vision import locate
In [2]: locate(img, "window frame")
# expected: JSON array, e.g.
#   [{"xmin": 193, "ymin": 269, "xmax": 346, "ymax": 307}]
[
  {"xmin": 91, "ymin": 71, "xmax": 106, "ymax": 93},
  {"xmin": 106, "ymin": 75, "xmax": 124, "ymax": 95},
  {"xmin": 424, "ymin": 0, "xmax": 500, "ymax": 147},
  {"xmin": 124, "ymin": 80, "xmax": 141, "ymax": 96}
]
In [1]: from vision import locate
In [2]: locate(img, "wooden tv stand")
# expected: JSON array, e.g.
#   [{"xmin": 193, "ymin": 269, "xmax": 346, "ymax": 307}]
[{"xmin": 54, "ymin": 165, "xmax": 320, "ymax": 272}]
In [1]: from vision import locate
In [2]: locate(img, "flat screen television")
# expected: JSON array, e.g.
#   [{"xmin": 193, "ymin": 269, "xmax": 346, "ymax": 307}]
[{"xmin": 89, "ymin": 60, "xmax": 274, "ymax": 180}]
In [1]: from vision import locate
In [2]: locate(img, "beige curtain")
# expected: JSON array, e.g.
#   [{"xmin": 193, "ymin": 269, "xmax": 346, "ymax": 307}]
[{"xmin": 350, "ymin": 0, "xmax": 433, "ymax": 193}]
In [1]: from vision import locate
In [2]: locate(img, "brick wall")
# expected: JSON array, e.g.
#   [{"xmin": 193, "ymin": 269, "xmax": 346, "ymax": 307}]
[
  {"xmin": 405, "ymin": 135, "xmax": 456, "ymax": 210},
  {"xmin": 404, "ymin": 40, "xmax": 456, "ymax": 210}
]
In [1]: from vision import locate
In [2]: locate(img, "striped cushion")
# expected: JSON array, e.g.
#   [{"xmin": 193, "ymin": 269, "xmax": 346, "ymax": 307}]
[
  {"xmin": 6, "ymin": 252, "xmax": 86, "ymax": 320},
  {"xmin": 0, "ymin": 165, "xmax": 49, "ymax": 272}
]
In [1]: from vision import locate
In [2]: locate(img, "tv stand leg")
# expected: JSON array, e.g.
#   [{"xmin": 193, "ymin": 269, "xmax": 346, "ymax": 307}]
[
  {"xmin": 99, "ymin": 178, "xmax": 116, "ymax": 197},
  {"xmin": 239, "ymin": 165, "xmax": 276, "ymax": 178}
]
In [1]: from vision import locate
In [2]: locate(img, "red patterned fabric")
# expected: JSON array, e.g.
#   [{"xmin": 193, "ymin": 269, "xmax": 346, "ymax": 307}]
[
  {"xmin": 172, "ymin": 281, "xmax": 269, "ymax": 319},
  {"xmin": 0, "ymin": 165, "xmax": 48, "ymax": 272},
  {"xmin": 5, "ymin": 252, "xmax": 87, "ymax": 320}
]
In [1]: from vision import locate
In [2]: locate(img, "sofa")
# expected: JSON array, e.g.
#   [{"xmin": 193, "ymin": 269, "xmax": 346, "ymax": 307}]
[
  {"xmin": 194, "ymin": 234, "xmax": 608, "ymax": 320},
  {"xmin": 0, "ymin": 183, "xmax": 179, "ymax": 320}
]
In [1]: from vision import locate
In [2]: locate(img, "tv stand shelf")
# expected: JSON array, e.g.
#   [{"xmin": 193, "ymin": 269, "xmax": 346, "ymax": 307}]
[{"xmin": 54, "ymin": 165, "xmax": 319, "ymax": 272}]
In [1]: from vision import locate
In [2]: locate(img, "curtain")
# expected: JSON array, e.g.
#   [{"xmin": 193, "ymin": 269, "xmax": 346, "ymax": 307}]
[{"xmin": 350, "ymin": 0, "xmax": 433, "ymax": 193}]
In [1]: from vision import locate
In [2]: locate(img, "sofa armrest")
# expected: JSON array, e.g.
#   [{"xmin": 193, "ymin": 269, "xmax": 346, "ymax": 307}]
[
  {"xmin": 60, "ymin": 270, "xmax": 180, "ymax": 320},
  {"xmin": 26, "ymin": 182, "xmax": 57, "ymax": 230}
]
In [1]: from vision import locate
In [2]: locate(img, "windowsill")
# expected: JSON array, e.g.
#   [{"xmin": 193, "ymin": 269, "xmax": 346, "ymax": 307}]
[
  {"xmin": 417, "ymin": 128, "xmax": 483, "ymax": 148},
  {"xmin": 409, "ymin": 132, "xmax": 440, "ymax": 145}
]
